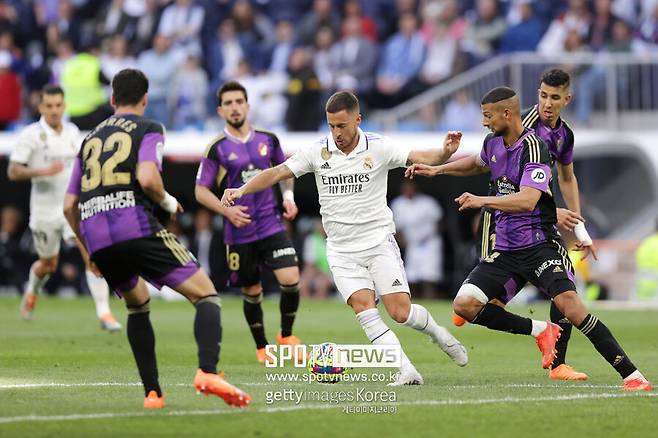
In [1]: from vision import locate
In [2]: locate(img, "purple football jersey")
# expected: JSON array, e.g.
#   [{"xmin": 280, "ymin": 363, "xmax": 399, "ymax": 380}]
[
  {"xmin": 67, "ymin": 114, "xmax": 165, "ymax": 255},
  {"xmin": 479, "ymin": 128, "xmax": 558, "ymax": 251},
  {"xmin": 196, "ymin": 128, "xmax": 286, "ymax": 245},
  {"xmin": 522, "ymin": 105, "xmax": 575, "ymax": 165}
]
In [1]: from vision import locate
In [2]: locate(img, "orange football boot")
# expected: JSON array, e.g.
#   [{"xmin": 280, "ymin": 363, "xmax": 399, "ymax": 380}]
[
  {"xmin": 623, "ymin": 377, "xmax": 652, "ymax": 392},
  {"xmin": 143, "ymin": 390, "xmax": 165, "ymax": 409},
  {"xmin": 548, "ymin": 364, "xmax": 589, "ymax": 381},
  {"xmin": 193, "ymin": 369, "xmax": 251, "ymax": 407},
  {"xmin": 535, "ymin": 322, "xmax": 562, "ymax": 369}
]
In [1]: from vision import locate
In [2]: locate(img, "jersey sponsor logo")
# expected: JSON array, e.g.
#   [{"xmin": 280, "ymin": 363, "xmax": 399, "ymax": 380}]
[
  {"xmin": 259, "ymin": 143, "xmax": 268, "ymax": 156},
  {"xmin": 80, "ymin": 190, "xmax": 136, "ymax": 220},
  {"xmin": 363, "ymin": 156, "xmax": 373, "ymax": 170},
  {"xmin": 391, "ymin": 279, "xmax": 402, "ymax": 287},
  {"xmin": 534, "ymin": 259, "xmax": 562, "ymax": 277},
  {"xmin": 320, "ymin": 162, "xmax": 331, "ymax": 169},
  {"xmin": 272, "ymin": 247, "xmax": 296, "ymax": 259},
  {"xmin": 531, "ymin": 169, "xmax": 547, "ymax": 183},
  {"xmin": 241, "ymin": 165, "xmax": 262, "ymax": 184},
  {"xmin": 228, "ymin": 152, "xmax": 239, "ymax": 161},
  {"xmin": 320, "ymin": 173, "xmax": 371, "ymax": 195},
  {"xmin": 321, "ymin": 148, "xmax": 332, "ymax": 160},
  {"xmin": 496, "ymin": 176, "xmax": 518, "ymax": 195},
  {"xmin": 553, "ymin": 266, "xmax": 563, "ymax": 273},
  {"xmin": 491, "ymin": 155, "xmax": 497, "ymax": 163}
]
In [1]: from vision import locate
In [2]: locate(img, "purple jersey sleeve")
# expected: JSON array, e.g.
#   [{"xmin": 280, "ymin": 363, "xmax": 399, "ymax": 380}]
[
  {"xmin": 556, "ymin": 125, "xmax": 574, "ymax": 165},
  {"xmin": 138, "ymin": 132, "xmax": 164, "ymax": 171},
  {"xmin": 478, "ymin": 134, "xmax": 493, "ymax": 167},
  {"xmin": 270, "ymin": 135, "xmax": 286, "ymax": 166},
  {"xmin": 196, "ymin": 144, "xmax": 221, "ymax": 188},
  {"xmin": 520, "ymin": 163, "xmax": 551, "ymax": 193},
  {"xmin": 66, "ymin": 157, "xmax": 82, "ymax": 195}
]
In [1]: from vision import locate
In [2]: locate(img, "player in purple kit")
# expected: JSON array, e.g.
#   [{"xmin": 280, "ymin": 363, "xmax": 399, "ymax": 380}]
[
  {"xmin": 471, "ymin": 69, "xmax": 595, "ymax": 381},
  {"xmin": 63, "ymin": 69, "xmax": 251, "ymax": 408},
  {"xmin": 195, "ymin": 81, "xmax": 302, "ymax": 364},
  {"xmin": 407, "ymin": 86, "xmax": 652, "ymax": 391}
]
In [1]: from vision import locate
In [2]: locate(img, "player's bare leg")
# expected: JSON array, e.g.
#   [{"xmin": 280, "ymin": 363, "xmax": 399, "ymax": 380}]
[
  {"xmin": 348, "ymin": 289, "xmax": 422, "ymax": 385},
  {"xmin": 382, "ymin": 292, "xmax": 467, "ymax": 367},
  {"xmin": 74, "ymin": 238, "xmax": 121, "ymax": 331},
  {"xmin": 553, "ymin": 291, "xmax": 651, "ymax": 391},
  {"xmin": 454, "ymin": 284, "xmax": 561, "ymax": 369},
  {"xmin": 273, "ymin": 266, "xmax": 302, "ymax": 360},
  {"xmin": 242, "ymin": 282, "xmax": 269, "ymax": 363},
  {"xmin": 21, "ymin": 256, "xmax": 57, "ymax": 320}
]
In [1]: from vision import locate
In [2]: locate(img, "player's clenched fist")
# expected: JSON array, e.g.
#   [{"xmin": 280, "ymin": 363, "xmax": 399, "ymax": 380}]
[{"xmin": 455, "ymin": 192, "xmax": 484, "ymax": 211}]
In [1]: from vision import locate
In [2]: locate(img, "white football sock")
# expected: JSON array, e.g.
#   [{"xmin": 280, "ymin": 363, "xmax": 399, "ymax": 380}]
[
  {"xmin": 403, "ymin": 303, "xmax": 443, "ymax": 336},
  {"xmin": 530, "ymin": 320, "xmax": 548, "ymax": 337},
  {"xmin": 26, "ymin": 264, "xmax": 49, "ymax": 295},
  {"xmin": 86, "ymin": 270, "xmax": 110, "ymax": 318},
  {"xmin": 356, "ymin": 308, "xmax": 412, "ymax": 368}
]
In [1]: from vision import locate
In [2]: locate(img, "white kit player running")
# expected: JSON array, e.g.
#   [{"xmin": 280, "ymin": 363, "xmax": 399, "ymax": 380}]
[
  {"xmin": 7, "ymin": 85, "xmax": 121, "ymax": 331},
  {"xmin": 222, "ymin": 91, "xmax": 468, "ymax": 385}
]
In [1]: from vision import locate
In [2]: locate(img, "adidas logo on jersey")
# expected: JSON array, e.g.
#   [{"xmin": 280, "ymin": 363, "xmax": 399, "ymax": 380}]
[
  {"xmin": 553, "ymin": 266, "xmax": 563, "ymax": 273},
  {"xmin": 228, "ymin": 152, "xmax": 239, "ymax": 161},
  {"xmin": 392, "ymin": 279, "xmax": 402, "ymax": 287},
  {"xmin": 320, "ymin": 162, "xmax": 331, "ymax": 169}
]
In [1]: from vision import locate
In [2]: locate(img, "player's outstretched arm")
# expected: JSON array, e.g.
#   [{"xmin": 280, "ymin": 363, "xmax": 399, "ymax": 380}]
[
  {"xmin": 7, "ymin": 160, "xmax": 64, "ymax": 181},
  {"xmin": 406, "ymin": 154, "xmax": 487, "ymax": 179},
  {"xmin": 195, "ymin": 184, "xmax": 252, "ymax": 228},
  {"xmin": 137, "ymin": 161, "xmax": 183, "ymax": 216},
  {"xmin": 456, "ymin": 186, "xmax": 541, "ymax": 213},
  {"xmin": 407, "ymin": 131, "xmax": 463, "ymax": 166},
  {"xmin": 222, "ymin": 164, "xmax": 294, "ymax": 207}
]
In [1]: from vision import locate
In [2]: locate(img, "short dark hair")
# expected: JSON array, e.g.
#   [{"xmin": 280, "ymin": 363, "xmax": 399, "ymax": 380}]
[
  {"xmin": 217, "ymin": 81, "xmax": 248, "ymax": 106},
  {"xmin": 481, "ymin": 87, "xmax": 517, "ymax": 105},
  {"xmin": 40, "ymin": 84, "xmax": 64, "ymax": 101},
  {"xmin": 325, "ymin": 91, "xmax": 360, "ymax": 113},
  {"xmin": 112, "ymin": 69, "xmax": 149, "ymax": 106},
  {"xmin": 540, "ymin": 68, "xmax": 571, "ymax": 88}
]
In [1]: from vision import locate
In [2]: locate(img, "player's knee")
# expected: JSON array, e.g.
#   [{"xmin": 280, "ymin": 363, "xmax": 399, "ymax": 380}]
[
  {"xmin": 41, "ymin": 257, "xmax": 58, "ymax": 274},
  {"xmin": 453, "ymin": 283, "xmax": 488, "ymax": 320},
  {"xmin": 348, "ymin": 297, "xmax": 375, "ymax": 314},
  {"xmin": 387, "ymin": 307, "xmax": 409, "ymax": 324}
]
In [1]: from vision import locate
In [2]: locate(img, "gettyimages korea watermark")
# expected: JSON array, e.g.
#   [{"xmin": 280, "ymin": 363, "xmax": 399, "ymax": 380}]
[{"xmin": 264, "ymin": 344, "xmax": 402, "ymax": 368}]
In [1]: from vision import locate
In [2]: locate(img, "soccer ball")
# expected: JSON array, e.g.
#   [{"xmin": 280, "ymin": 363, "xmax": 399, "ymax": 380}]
[{"xmin": 307, "ymin": 342, "xmax": 349, "ymax": 383}]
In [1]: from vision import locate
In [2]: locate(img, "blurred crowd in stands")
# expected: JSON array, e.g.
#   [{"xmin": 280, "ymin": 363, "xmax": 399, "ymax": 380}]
[{"xmin": 0, "ymin": 0, "xmax": 657, "ymax": 132}]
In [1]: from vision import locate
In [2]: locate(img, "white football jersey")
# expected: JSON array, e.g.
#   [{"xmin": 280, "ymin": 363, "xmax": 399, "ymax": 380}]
[
  {"xmin": 285, "ymin": 128, "xmax": 409, "ymax": 253},
  {"xmin": 9, "ymin": 118, "xmax": 80, "ymax": 225}
]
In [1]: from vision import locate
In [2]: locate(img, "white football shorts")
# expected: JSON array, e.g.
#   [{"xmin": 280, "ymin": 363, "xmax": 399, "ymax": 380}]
[
  {"xmin": 30, "ymin": 217, "xmax": 76, "ymax": 258},
  {"xmin": 326, "ymin": 234, "xmax": 410, "ymax": 302}
]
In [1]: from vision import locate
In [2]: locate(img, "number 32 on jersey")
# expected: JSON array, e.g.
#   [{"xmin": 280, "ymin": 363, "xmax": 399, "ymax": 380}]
[{"xmin": 81, "ymin": 132, "xmax": 132, "ymax": 192}]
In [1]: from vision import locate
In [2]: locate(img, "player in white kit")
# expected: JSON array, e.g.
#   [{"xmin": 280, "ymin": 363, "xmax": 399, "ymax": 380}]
[
  {"xmin": 7, "ymin": 85, "xmax": 121, "ymax": 331},
  {"xmin": 222, "ymin": 91, "xmax": 468, "ymax": 385}
]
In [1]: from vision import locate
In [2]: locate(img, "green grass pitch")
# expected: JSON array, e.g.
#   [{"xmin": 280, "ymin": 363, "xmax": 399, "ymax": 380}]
[{"xmin": 1, "ymin": 296, "xmax": 657, "ymax": 437}]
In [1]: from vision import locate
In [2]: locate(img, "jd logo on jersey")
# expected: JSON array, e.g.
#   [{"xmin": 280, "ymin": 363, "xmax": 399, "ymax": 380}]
[{"xmin": 531, "ymin": 169, "xmax": 547, "ymax": 183}]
